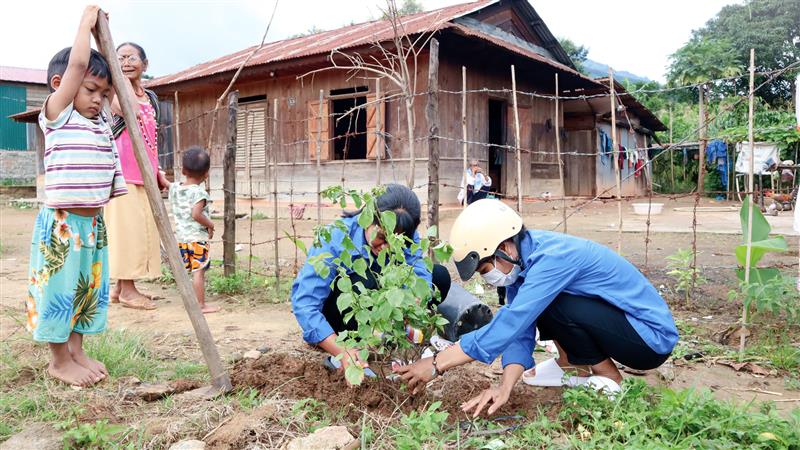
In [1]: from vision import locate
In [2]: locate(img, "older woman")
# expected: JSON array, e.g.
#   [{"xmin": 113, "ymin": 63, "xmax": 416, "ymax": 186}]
[{"xmin": 106, "ymin": 42, "xmax": 161, "ymax": 310}]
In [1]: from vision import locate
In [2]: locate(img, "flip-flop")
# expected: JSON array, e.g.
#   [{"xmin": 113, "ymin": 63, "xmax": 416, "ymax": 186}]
[
  {"xmin": 522, "ymin": 358, "xmax": 588, "ymax": 387},
  {"xmin": 119, "ymin": 295, "xmax": 157, "ymax": 310},
  {"xmin": 584, "ymin": 375, "xmax": 621, "ymax": 399}
]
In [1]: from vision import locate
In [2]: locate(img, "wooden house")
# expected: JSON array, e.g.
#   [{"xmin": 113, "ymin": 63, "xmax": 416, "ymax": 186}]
[
  {"xmin": 1, "ymin": 66, "xmax": 47, "ymax": 188},
  {"xmin": 147, "ymin": 0, "xmax": 664, "ymax": 203}
]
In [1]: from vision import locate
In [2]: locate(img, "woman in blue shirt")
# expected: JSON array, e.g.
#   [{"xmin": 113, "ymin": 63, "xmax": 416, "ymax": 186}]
[
  {"xmin": 396, "ymin": 199, "xmax": 678, "ymax": 416},
  {"xmin": 291, "ymin": 184, "xmax": 451, "ymax": 376}
]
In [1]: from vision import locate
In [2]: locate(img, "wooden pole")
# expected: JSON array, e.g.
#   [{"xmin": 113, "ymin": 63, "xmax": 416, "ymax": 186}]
[
  {"xmin": 222, "ymin": 91, "xmax": 238, "ymax": 277},
  {"xmin": 247, "ymin": 111, "xmax": 254, "ymax": 275},
  {"xmin": 741, "ymin": 48, "xmax": 756, "ymax": 354},
  {"xmin": 375, "ymin": 79, "xmax": 382, "ymax": 185},
  {"xmin": 511, "ymin": 65, "xmax": 522, "ymax": 212},
  {"xmin": 316, "ymin": 89, "xmax": 323, "ymax": 226},
  {"xmin": 555, "ymin": 73, "xmax": 566, "ymax": 233},
  {"xmin": 669, "ymin": 104, "xmax": 674, "ymax": 193},
  {"xmin": 698, "ymin": 85, "xmax": 707, "ymax": 195},
  {"xmin": 426, "ymin": 38, "xmax": 440, "ymax": 234},
  {"xmin": 461, "ymin": 66, "xmax": 468, "ymax": 209},
  {"xmin": 93, "ymin": 12, "xmax": 231, "ymax": 391},
  {"xmin": 173, "ymin": 91, "xmax": 181, "ymax": 181},
  {"xmin": 271, "ymin": 98, "xmax": 280, "ymax": 289},
  {"xmin": 609, "ymin": 69, "xmax": 622, "ymax": 254}
]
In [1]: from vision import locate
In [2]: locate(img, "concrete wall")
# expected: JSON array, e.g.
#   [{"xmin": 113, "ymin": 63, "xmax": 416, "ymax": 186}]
[{"xmin": 0, "ymin": 150, "xmax": 36, "ymax": 184}]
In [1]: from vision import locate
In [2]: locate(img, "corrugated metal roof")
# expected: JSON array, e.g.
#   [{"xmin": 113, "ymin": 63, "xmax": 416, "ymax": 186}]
[
  {"xmin": 0, "ymin": 66, "xmax": 47, "ymax": 85},
  {"xmin": 147, "ymin": 0, "xmax": 498, "ymax": 88}
]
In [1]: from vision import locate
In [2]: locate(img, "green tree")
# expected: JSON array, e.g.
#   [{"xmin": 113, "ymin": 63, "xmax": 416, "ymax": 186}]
[
  {"xmin": 558, "ymin": 37, "xmax": 589, "ymax": 73},
  {"xmin": 382, "ymin": 0, "xmax": 423, "ymax": 18},
  {"xmin": 669, "ymin": 0, "xmax": 800, "ymax": 105}
]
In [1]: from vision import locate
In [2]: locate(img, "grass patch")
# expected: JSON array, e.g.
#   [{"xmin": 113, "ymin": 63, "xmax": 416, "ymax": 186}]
[
  {"xmin": 207, "ymin": 267, "xmax": 291, "ymax": 301},
  {"xmin": 250, "ymin": 211, "xmax": 269, "ymax": 220}
]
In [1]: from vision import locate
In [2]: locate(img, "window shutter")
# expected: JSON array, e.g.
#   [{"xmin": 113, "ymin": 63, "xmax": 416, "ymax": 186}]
[
  {"xmin": 308, "ymin": 100, "xmax": 330, "ymax": 161},
  {"xmin": 236, "ymin": 104, "xmax": 267, "ymax": 170},
  {"xmin": 366, "ymin": 94, "xmax": 385, "ymax": 160}
]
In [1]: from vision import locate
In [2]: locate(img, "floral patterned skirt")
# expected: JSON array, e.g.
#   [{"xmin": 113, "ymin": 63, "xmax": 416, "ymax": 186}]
[{"xmin": 26, "ymin": 208, "xmax": 109, "ymax": 343}]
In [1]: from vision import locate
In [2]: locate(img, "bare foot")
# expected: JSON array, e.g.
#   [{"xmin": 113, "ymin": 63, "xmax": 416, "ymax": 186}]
[
  {"xmin": 201, "ymin": 304, "xmax": 221, "ymax": 314},
  {"xmin": 70, "ymin": 350, "xmax": 108, "ymax": 380},
  {"xmin": 48, "ymin": 359, "xmax": 99, "ymax": 387}
]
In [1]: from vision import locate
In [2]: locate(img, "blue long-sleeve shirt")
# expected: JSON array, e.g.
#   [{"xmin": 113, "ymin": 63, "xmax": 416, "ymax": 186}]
[
  {"xmin": 291, "ymin": 214, "xmax": 432, "ymax": 344},
  {"xmin": 459, "ymin": 230, "xmax": 678, "ymax": 370}
]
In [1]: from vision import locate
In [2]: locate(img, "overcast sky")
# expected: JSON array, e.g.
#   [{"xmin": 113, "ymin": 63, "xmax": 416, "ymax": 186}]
[{"xmin": 3, "ymin": 0, "xmax": 740, "ymax": 83}]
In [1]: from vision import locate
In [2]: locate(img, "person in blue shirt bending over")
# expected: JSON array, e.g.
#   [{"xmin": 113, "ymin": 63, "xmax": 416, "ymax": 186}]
[
  {"xmin": 395, "ymin": 199, "xmax": 678, "ymax": 416},
  {"xmin": 291, "ymin": 184, "xmax": 451, "ymax": 378}
]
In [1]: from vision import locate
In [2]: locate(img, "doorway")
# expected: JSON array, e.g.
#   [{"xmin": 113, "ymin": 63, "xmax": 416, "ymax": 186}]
[{"xmin": 488, "ymin": 99, "xmax": 506, "ymax": 195}]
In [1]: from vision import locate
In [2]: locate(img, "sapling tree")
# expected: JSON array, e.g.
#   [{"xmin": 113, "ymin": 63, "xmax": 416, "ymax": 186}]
[
  {"xmin": 296, "ymin": 186, "xmax": 452, "ymax": 385},
  {"xmin": 666, "ymin": 248, "xmax": 707, "ymax": 305}
]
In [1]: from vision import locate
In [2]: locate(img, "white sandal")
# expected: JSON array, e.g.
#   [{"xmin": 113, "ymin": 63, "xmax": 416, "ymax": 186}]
[{"xmin": 522, "ymin": 358, "xmax": 588, "ymax": 387}]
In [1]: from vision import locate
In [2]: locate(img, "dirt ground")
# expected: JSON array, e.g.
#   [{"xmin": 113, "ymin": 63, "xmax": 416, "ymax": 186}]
[{"xmin": 1, "ymin": 195, "xmax": 799, "ymax": 447}]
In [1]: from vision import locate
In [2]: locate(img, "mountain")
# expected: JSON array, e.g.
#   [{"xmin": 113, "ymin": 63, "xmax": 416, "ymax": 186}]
[{"xmin": 580, "ymin": 59, "xmax": 650, "ymax": 83}]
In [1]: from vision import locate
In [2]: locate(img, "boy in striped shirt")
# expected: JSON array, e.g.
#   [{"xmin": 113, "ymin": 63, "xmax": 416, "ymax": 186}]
[{"xmin": 26, "ymin": 5, "xmax": 127, "ymax": 387}]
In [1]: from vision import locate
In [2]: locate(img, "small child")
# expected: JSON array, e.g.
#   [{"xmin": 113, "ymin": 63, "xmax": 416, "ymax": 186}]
[
  {"xmin": 27, "ymin": 5, "xmax": 127, "ymax": 387},
  {"xmin": 158, "ymin": 147, "xmax": 220, "ymax": 314}
]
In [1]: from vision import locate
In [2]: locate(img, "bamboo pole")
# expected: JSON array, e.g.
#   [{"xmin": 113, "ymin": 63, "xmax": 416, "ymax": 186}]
[
  {"xmin": 669, "ymin": 104, "xmax": 674, "ymax": 193},
  {"xmin": 698, "ymin": 85, "xmax": 707, "ymax": 195},
  {"xmin": 316, "ymin": 89, "xmax": 323, "ymax": 226},
  {"xmin": 609, "ymin": 69, "xmax": 622, "ymax": 254},
  {"xmin": 93, "ymin": 11, "xmax": 231, "ymax": 391},
  {"xmin": 375, "ymin": 79, "xmax": 382, "ymax": 185},
  {"xmin": 425, "ymin": 38, "xmax": 440, "ymax": 233},
  {"xmin": 511, "ymin": 65, "xmax": 522, "ymax": 212},
  {"xmin": 222, "ymin": 92, "xmax": 238, "ymax": 277},
  {"xmin": 741, "ymin": 48, "xmax": 756, "ymax": 354},
  {"xmin": 247, "ymin": 110, "xmax": 254, "ymax": 275},
  {"xmin": 555, "ymin": 73, "xmax": 566, "ymax": 233},
  {"xmin": 461, "ymin": 66, "xmax": 468, "ymax": 208},
  {"xmin": 173, "ymin": 91, "xmax": 181, "ymax": 181},
  {"xmin": 271, "ymin": 98, "xmax": 280, "ymax": 290}
]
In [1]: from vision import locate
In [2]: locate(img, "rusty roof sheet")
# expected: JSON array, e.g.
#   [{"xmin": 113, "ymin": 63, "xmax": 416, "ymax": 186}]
[
  {"xmin": 0, "ymin": 66, "xmax": 47, "ymax": 85},
  {"xmin": 147, "ymin": 0, "xmax": 497, "ymax": 88}
]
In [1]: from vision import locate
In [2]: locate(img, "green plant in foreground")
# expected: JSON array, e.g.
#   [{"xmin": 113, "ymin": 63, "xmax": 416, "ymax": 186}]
[
  {"xmin": 728, "ymin": 273, "xmax": 800, "ymax": 325},
  {"xmin": 388, "ymin": 401, "xmax": 449, "ymax": 449},
  {"xmin": 59, "ymin": 419, "xmax": 128, "ymax": 450},
  {"xmin": 297, "ymin": 186, "xmax": 452, "ymax": 385},
  {"xmin": 665, "ymin": 248, "xmax": 706, "ymax": 304}
]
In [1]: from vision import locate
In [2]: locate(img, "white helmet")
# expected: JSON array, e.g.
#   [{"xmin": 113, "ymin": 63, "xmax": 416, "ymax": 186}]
[{"xmin": 450, "ymin": 199, "xmax": 524, "ymax": 280}]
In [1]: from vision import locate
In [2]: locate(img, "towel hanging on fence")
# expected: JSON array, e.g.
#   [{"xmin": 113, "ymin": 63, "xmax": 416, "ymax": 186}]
[{"xmin": 705, "ymin": 140, "xmax": 728, "ymax": 190}]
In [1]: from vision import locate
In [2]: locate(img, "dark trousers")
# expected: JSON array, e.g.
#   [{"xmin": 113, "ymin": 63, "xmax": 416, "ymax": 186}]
[
  {"xmin": 322, "ymin": 262, "xmax": 452, "ymax": 334},
  {"xmin": 536, "ymin": 292, "xmax": 670, "ymax": 370}
]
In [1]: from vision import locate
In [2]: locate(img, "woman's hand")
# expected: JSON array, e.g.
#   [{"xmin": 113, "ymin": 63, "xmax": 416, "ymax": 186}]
[
  {"xmin": 462, "ymin": 363, "xmax": 524, "ymax": 418},
  {"xmin": 394, "ymin": 357, "xmax": 435, "ymax": 394},
  {"xmin": 461, "ymin": 385, "xmax": 510, "ymax": 418}
]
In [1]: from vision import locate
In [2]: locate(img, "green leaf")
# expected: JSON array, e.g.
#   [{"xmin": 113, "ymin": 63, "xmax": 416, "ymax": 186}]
[
  {"xmin": 345, "ymin": 364, "xmax": 365, "ymax": 386},
  {"xmin": 336, "ymin": 277, "xmax": 353, "ymax": 293},
  {"xmin": 337, "ymin": 293, "xmax": 354, "ymax": 312},
  {"xmin": 358, "ymin": 204, "xmax": 374, "ymax": 229},
  {"xmin": 426, "ymin": 225, "xmax": 438, "ymax": 238},
  {"xmin": 734, "ymin": 236, "xmax": 788, "ymax": 267},
  {"xmin": 739, "ymin": 196, "xmax": 771, "ymax": 243},
  {"xmin": 387, "ymin": 288, "xmax": 405, "ymax": 307},
  {"xmin": 380, "ymin": 210, "xmax": 397, "ymax": 236},
  {"xmin": 432, "ymin": 243, "xmax": 453, "ymax": 262},
  {"xmin": 284, "ymin": 231, "xmax": 308, "ymax": 255},
  {"xmin": 353, "ymin": 258, "xmax": 368, "ymax": 278},
  {"xmin": 736, "ymin": 267, "xmax": 781, "ymax": 283}
]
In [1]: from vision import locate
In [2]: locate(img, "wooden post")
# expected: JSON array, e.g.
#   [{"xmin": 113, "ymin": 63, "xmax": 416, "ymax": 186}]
[
  {"xmin": 426, "ymin": 39, "xmax": 440, "ymax": 234},
  {"xmin": 669, "ymin": 104, "xmax": 674, "ymax": 193},
  {"xmin": 173, "ymin": 90, "xmax": 181, "ymax": 181},
  {"xmin": 511, "ymin": 65, "xmax": 523, "ymax": 212},
  {"xmin": 555, "ymin": 73, "xmax": 566, "ymax": 233},
  {"xmin": 609, "ymin": 69, "xmax": 622, "ymax": 254},
  {"xmin": 316, "ymin": 89, "xmax": 323, "ymax": 226},
  {"xmin": 698, "ymin": 84, "xmax": 707, "ymax": 195},
  {"xmin": 461, "ymin": 66, "xmax": 468, "ymax": 209},
  {"xmin": 93, "ymin": 12, "xmax": 231, "ymax": 391},
  {"xmin": 272, "ymin": 98, "xmax": 280, "ymax": 289},
  {"xmin": 222, "ymin": 91, "xmax": 238, "ymax": 277},
  {"xmin": 247, "ymin": 111, "xmax": 254, "ymax": 275},
  {"xmin": 741, "ymin": 49, "xmax": 756, "ymax": 354},
  {"xmin": 375, "ymin": 79, "xmax": 382, "ymax": 185}
]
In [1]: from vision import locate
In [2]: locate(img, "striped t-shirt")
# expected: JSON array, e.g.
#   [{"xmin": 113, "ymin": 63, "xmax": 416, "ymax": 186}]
[{"xmin": 38, "ymin": 97, "xmax": 128, "ymax": 208}]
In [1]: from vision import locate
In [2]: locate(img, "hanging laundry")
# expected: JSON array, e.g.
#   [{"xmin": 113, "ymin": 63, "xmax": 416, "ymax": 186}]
[
  {"xmin": 705, "ymin": 140, "xmax": 728, "ymax": 190},
  {"xmin": 599, "ymin": 130, "xmax": 613, "ymax": 165}
]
